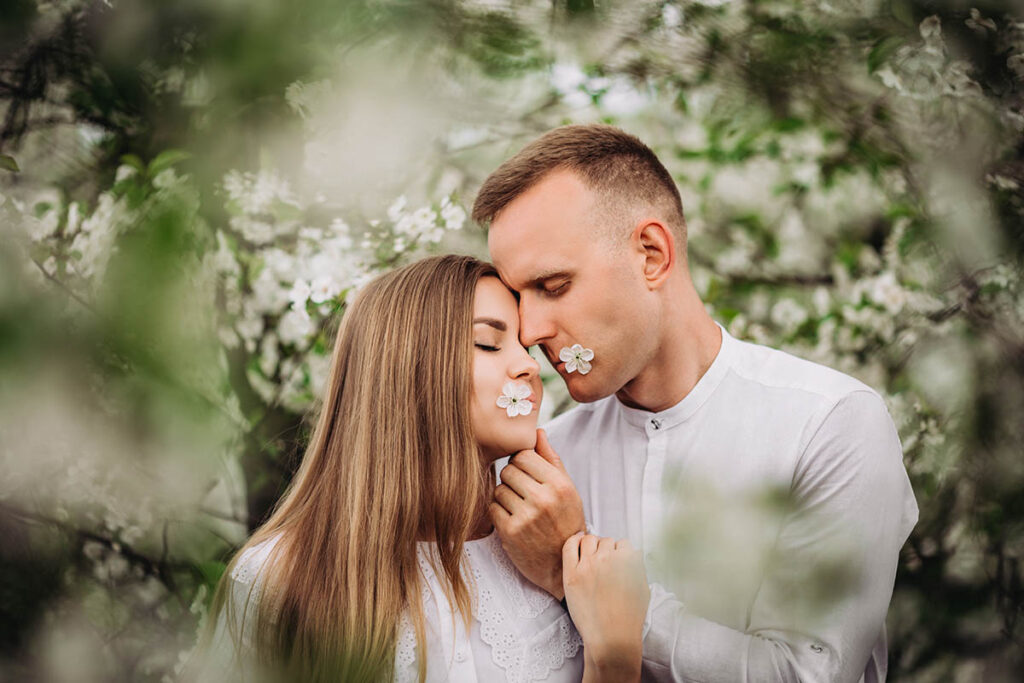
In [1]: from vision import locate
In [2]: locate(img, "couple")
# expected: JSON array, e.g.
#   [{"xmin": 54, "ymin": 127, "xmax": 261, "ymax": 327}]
[{"xmin": 196, "ymin": 125, "xmax": 918, "ymax": 682}]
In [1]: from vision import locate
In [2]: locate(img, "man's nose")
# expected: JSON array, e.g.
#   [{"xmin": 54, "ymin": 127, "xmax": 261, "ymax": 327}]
[{"xmin": 518, "ymin": 297, "xmax": 555, "ymax": 347}]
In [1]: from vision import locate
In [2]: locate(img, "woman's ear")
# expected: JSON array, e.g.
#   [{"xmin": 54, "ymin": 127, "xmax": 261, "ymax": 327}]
[{"xmin": 631, "ymin": 220, "xmax": 676, "ymax": 290}]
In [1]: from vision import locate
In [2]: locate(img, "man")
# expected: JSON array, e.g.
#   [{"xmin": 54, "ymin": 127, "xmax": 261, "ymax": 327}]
[{"xmin": 476, "ymin": 124, "xmax": 919, "ymax": 682}]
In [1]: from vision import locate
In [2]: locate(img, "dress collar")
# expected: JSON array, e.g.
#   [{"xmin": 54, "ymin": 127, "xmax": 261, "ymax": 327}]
[{"xmin": 616, "ymin": 322, "xmax": 735, "ymax": 431}]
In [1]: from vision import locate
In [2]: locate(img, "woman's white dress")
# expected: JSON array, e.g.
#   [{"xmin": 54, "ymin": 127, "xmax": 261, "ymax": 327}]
[{"xmin": 208, "ymin": 531, "xmax": 584, "ymax": 682}]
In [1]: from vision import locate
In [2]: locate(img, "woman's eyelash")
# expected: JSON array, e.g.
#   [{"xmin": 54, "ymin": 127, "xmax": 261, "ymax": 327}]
[{"xmin": 475, "ymin": 344, "xmax": 500, "ymax": 352}]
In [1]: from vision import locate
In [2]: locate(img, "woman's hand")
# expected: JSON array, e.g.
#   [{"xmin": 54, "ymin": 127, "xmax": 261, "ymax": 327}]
[{"xmin": 562, "ymin": 533, "xmax": 649, "ymax": 683}]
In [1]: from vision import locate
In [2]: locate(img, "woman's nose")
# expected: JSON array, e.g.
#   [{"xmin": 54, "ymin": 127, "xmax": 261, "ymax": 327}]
[{"xmin": 511, "ymin": 345, "xmax": 540, "ymax": 380}]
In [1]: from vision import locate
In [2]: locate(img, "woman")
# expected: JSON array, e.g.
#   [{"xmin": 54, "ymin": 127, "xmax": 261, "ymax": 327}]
[{"xmin": 192, "ymin": 255, "xmax": 648, "ymax": 683}]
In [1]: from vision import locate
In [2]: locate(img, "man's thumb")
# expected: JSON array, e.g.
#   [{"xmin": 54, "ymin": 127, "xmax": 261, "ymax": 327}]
[{"xmin": 535, "ymin": 429, "xmax": 566, "ymax": 471}]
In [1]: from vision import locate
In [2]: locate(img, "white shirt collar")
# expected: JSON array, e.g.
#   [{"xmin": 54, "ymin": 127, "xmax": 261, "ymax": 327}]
[{"xmin": 615, "ymin": 322, "xmax": 735, "ymax": 431}]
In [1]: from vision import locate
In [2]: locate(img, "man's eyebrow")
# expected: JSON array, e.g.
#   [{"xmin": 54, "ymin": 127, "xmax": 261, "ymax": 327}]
[
  {"xmin": 524, "ymin": 270, "xmax": 572, "ymax": 289},
  {"xmin": 473, "ymin": 317, "xmax": 507, "ymax": 331}
]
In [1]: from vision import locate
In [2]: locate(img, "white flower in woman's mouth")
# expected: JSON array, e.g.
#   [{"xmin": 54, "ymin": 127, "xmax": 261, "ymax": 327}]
[
  {"xmin": 497, "ymin": 381, "xmax": 534, "ymax": 417},
  {"xmin": 559, "ymin": 344, "xmax": 594, "ymax": 375}
]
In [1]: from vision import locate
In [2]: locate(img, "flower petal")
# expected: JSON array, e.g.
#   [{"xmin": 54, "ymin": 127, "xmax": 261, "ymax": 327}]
[
  {"xmin": 512, "ymin": 383, "xmax": 531, "ymax": 399},
  {"xmin": 577, "ymin": 359, "xmax": 592, "ymax": 375},
  {"xmin": 559, "ymin": 347, "xmax": 574, "ymax": 362},
  {"xmin": 497, "ymin": 396, "xmax": 511, "ymax": 408},
  {"xmin": 501, "ymin": 381, "xmax": 518, "ymax": 397},
  {"xmin": 506, "ymin": 404, "xmax": 517, "ymax": 418},
  {"xmin": 517, "ymin": 400, "xmax": 533, "ymax": 416},
  {"xmin": 580, "ymin": 348, "xmax": 595, "ymax": 361},
  {"xmin": 570, "ymin": 343, "xmax": 584, "ymax": 354},
  {"xmin": 565, "ymin": 359, "xmax": 577, "ymax": 373}
]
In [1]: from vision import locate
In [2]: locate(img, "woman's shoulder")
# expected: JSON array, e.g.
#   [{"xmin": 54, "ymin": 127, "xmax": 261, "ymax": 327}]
[{"xmin": 231, "ymin": 532, "xmax": 284, "ymax": 587}]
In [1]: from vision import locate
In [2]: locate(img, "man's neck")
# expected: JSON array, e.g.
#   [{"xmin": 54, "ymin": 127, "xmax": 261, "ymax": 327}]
[{"xmin": 615, "ymin": 293, "xmax": 722, "ymax": 414}]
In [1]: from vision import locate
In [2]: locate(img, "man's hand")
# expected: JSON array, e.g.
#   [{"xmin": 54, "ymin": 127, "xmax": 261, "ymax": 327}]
[
  {"xmin": 562, "ymin": 533, "xmax": 649, "ymax": 683},
  {"xmin": 489, "ymin": 428, "xmax": 586, "ymax": 599}
]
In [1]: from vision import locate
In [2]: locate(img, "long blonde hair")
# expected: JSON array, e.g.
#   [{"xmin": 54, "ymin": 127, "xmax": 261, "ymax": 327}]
[{"xmin": 203, "ymin": 255, "xmax": 498, "ymax": 681}]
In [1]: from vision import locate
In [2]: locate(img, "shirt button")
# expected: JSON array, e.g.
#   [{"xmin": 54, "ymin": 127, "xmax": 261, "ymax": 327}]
[
  {"xmin": 651, "ymin": 418, "xmax": 661, "ymax": 430},
  {"xmin": 455, "ymin": 650, "xmax": 467, "ymax": 663}
]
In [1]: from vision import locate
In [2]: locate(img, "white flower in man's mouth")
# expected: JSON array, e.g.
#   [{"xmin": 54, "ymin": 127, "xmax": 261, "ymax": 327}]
[
  {"xmin": 559, "ymin": 344, "xmax": 594, "ymax": 375},
  {"xmin": 497, "ymin": 381, "xmax": 533, "ymax": 417}
]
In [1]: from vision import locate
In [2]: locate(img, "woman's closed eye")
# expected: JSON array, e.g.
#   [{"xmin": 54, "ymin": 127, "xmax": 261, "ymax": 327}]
[{"xmin": 475, "ymin": 343, "xmax": 500, "ymax": 352}]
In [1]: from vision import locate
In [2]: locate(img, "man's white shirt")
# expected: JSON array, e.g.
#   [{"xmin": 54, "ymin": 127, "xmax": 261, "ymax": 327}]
[{"xmin": 544, "ymin": 324, "xmax": 919, "ymax": 683}]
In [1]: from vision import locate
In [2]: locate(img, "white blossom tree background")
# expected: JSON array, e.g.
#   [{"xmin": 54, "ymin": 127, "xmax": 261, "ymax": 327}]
[{"xmin": 1, "ymin": 1, "xmax": 1022, "ymax": 680}]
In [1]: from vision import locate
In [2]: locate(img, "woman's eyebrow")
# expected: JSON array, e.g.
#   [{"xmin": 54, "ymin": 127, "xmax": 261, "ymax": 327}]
[{"xmin": 473, "ymin": 317, "xmax": 507, "ymax": 332}]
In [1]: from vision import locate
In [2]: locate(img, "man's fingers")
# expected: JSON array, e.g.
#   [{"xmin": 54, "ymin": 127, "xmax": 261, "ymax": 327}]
[
  {"xmin": 535, "ymin": 429, "xmax": 567, "ymax": 472},
  {"xmin": 493, "ymin": 483, "xmax": 524, "ymax": 515},
  {"xmin": 597, "ymin": 536, "xmax": 615, "ymax": 553},
  {"xmin": 499, "ymin": 462, "xmax": 543, "ymax": 498},
  {"xmin": 508, "ymin": 449, "xmax": 560, "ymax": 484},
  {"xmin": 488, "ymin": 501, "xmax": 511, "ymax": 524},
  {"xmin": 614, "ymin": 538, "xmax": 634, "ymax": 551},
  {"xmin": 562, "ymin": 531, "xmax": 584, "ymax": 571},
  {"xmin": 580, "ymin": 534, "xmax": 600, "ymax": 556}
]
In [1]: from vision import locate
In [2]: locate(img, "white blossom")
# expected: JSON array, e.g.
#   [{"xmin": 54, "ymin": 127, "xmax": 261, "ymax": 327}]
[
  {"xmin": 770, "ymin": 299, "xmax": 808, "ymax": 332},
  {"xmin": 114, "ymin": 164, "xmax": 137, "ymax": 184},
  {"xmin": 387, "ymin": 195, "xmax": 408, "ymax": 222},
  {"xmin": 259, "ymin": 334, "xmax": 279, "ymax": 377},
  {"xmin": 223, "ymin": 169, "xmax": 297, "ymax": 216},
  {"xmin": 309, "ymin": 274, "xmax": 341, "ymax": 304},
  {"xmin": 497, "ymin": 381, "xmax": 534, "ymax": 417},
  {"xmin": 559, "ymin": 344, "xmax": 594, "ymax": 375},
  {"xmin": 440, "ymin": 197, "xmax": 466, "ymax": 231},
  {"xmin": 250, "ymin": 268, "xmax": 290, "ymax": 314},
  {"xmin": 229, "ymin": 215, "xmax": 274, "ymax": 245},
  {"xmin": 288, "ymin": 279, "xmax": 312, "ymax": 311},
  {"xmin": 278, "ymin": 308, "xmax": 314, "ymax": 347},
  {"xmin": 869, "ymin": 272, "xmax": 908, "ymax": 314}
]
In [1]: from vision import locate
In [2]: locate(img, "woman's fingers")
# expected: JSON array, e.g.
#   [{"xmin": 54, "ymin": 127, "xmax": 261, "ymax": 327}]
[
  {"xmin": 562, "ymin": 531, "xmax": 584, "ymax": 571},
  {"xmin": 580, "ymin": 533, "xmax": 600, "ymax": 557}
]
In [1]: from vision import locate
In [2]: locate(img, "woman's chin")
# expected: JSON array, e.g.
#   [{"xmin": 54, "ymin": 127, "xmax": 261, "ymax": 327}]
[
  {"xmin": 502, "ymin": 428, "xmax": 538, "ymax": 455},
  {"xmin": 479, "ymin": 429, "xmax": 537, "ymax": 462}
]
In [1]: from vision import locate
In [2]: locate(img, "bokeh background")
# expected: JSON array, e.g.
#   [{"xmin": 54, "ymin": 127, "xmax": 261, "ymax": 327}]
[{"xmin": 1, "ymin": 0, "xmax": 1022, "ymax": 680}]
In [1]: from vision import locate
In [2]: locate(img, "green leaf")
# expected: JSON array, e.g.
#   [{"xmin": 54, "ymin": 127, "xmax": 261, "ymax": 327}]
[
  {"xmin": 868, "ymin": 36, "xmax": 903, "ymax": 74},
  {"xmin": 147, "ymin": 149, "xmax": 191, "ymax": 177},
  {"xmin": 0, "ymin": 155, "xmax": 19, "ymax": 172},
  {"xmin": 197, "ymin": 561, "xmax": 227, "ymax": 588},
  {"xmin": 119, "ymin": 154, "xmax": 145, "ymax": 172}
]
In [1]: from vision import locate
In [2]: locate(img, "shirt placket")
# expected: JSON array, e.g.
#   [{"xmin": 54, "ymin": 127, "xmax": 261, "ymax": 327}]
[{"xmin": 641, "ymin": 417, "xmax": 667, "ymax": 564}]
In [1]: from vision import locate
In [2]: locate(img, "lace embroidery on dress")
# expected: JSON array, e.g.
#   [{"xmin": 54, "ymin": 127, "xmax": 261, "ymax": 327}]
[
  {"xmin": 472, "ymin": 535, "xmax": 582, "ymax": 683},
  {"xmin": 393, "ymin": 612, "xmax": 419, "ymax": 683},
  {"xmin": 487, "ymin": 534, "xmax": 554, "ymax": 619},
  {"xmin": 230, "ymin": 537, "xmax": 282, "ymax": 625},
  {"xmin": 393, "ymin": 545, "xmax": 447, "ymax": 683}
]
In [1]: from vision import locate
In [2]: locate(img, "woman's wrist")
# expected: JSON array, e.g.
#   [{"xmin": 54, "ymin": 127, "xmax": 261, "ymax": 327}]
[{"xmin": 583, "ymin": 643, "xmax": 642, "ymax": 682}]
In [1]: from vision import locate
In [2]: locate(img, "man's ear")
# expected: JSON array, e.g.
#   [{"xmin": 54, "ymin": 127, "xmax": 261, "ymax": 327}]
[{"xmin": 631, "ymin": 220, "xmax": 676, "ymax": 290}]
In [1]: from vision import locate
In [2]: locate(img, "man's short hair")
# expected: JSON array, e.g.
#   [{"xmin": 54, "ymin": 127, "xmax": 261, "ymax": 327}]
[{"xmin": 472, "ymin": 124, "xmax": 686, "ymax": 248}]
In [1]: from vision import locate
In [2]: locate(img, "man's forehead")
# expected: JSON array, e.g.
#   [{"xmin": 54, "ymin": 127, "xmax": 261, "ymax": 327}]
[{"xmin": 489, "ymin": 235, "xmax": 572, "ymax": 290}]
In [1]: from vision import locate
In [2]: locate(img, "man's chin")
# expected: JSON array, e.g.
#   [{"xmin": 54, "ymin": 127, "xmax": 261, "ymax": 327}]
[{"xmin": 564, "ymin": 373, "xmax": 613, "ymax": 403}]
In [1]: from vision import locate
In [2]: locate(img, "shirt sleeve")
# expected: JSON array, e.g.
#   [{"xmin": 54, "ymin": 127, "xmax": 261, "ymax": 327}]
[{"xmin": 641, "ymin": 390, "xmax": 919, "ymax": 682}]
